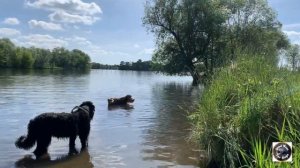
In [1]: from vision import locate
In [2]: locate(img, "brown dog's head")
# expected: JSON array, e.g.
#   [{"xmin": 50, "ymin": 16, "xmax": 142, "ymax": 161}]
[{"xmin": 125, "ymin": 95, "xmax": 135, "ymax": 103}]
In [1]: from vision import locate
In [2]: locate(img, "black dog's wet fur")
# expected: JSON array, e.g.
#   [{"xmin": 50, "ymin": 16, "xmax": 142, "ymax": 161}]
[
  {"xmin": 15, "ymin": 101, "xmax": 95, "ymax": 159},
  {"xmin": 107, "ymin": 95, "xmax": 135, "ymax": 106}
]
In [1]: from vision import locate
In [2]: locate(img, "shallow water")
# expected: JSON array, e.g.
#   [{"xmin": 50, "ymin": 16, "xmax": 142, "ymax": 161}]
[{"xmin": 0, "ymin": 69, "xmax": 202, "ymax": 168}]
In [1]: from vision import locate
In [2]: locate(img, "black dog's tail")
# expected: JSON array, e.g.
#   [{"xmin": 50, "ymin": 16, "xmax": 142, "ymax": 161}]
[{"xmin": 15, "ymin": 120, "xmax": 36, "ymax": 150}]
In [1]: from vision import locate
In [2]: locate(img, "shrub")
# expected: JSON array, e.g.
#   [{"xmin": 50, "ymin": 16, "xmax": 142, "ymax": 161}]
[{"xmin": 190, "ymin": 55, "xmax": 300, "ymax": 167}]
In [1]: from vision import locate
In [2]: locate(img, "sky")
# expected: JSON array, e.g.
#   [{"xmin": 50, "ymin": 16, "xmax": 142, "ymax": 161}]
[
  {"xmin": 0, "ymin": 0, "xmax": 299, "ymax": 64},
  {"xmin": 268, "ymin": 0, "xmax": 300, "ymax": 45}
]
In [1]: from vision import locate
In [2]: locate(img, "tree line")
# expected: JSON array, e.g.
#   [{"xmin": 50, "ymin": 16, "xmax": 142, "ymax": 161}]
[
  {"xmin": 91, "ymin": 62, "xmax": 119, "ymax": 70},
  {"xmin": 92, "ymin": 59, "xmax": 162, "ymax": 71},
  {"xmin": 0, "ymin": 38, "xmax": 91, "ymax": 69},
  {"xmin": 119, "ymin": 59, "xmax": 152, "ymax": 71},
  {"xmin": 143, "ymin": 0, "xmax": 290, "ymax": 84}
]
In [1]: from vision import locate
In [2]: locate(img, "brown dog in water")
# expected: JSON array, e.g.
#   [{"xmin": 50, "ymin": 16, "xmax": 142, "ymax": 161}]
[{"xmin": 107, "ymin": 95, "xmax": 135, "ymax": 106}]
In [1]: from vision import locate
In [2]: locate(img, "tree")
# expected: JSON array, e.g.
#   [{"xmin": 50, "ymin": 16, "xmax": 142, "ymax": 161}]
[
  {"xmin": 143, "ymin": 0, "xmax": 232, "ymax": 84},
  {"xmin": 224, "ymin": 0, "xmax": 289, "ymax": 64},
  {"xmin": 31, "ymin": 48, "xmax": 52, "ymax": 69},
  {"xmin": 286, "ymin": 44, "xmax": 300, "ymax": 71},
  {"xmin": 143, "ymin": 0, "xmax": 288, "ymax": 85},
  {"xmin": 51, "ymin": 47, "xmax": 70, "ymax": 68},
  {"xmin": 0, "ymin": 38, "xmax": 15, "ymax": 68},
  {"xmin": 20, "ymin": 48, "xmax": 34, "ymax": 68},
  {"xmin": 11, "ymin": 47, "xmax": 23, "ymax": 68},
  {"xmin": 70, "ymin": 49, "xmax": 91, "ymax": 69},
  {"xmin": 0, "ymin": 38, "xmax": 92, "ymax": 70}
]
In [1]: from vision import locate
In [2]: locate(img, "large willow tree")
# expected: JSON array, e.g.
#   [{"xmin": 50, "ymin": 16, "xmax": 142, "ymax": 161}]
[
  {"xmin": 143, "ymin": 0, "xmax": 288, "ymax": 85},
  {"xmin": 143, "ymin": 0, "xmax": 227, "ymax": 85}
]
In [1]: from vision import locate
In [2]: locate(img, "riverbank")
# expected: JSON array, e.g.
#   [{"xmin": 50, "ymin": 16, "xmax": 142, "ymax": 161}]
[{"xmin": 190, "ymin": 55, "xmax": 300, "ymax": 167}]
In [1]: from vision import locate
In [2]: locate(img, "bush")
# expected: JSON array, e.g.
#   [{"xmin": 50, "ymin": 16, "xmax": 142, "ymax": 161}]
[{"xmin": 189, "ymin": 54, "xmax": 300, "ymax": 167}]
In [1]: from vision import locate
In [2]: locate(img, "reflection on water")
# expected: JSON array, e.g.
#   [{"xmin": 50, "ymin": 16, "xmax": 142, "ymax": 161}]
[
  {"xmin": 107, "ymin": 104, "xmax": 135, "ymax": 111},
  {"xmin": 141, "ymin": 82, "xmax": 201, "ymax": 166},
  {"xmin": 0, "ymin": 68, "xmax": 90, "ymax": 77},
  {"xmin": 0, "ymin": 69, "xmax": 202, "ymax": 168},
  {"xmin": 15, "ymin": 149, "xmax": 93, "ymax": 168}
]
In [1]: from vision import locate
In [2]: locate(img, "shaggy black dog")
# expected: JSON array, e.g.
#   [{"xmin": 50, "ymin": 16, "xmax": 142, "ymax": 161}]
[
  {"xmin": 15, "ymin": 101, "xmax": 95, "ymax": 159},
  {"xmin": 107, "ymin": 95, "xmax": 134, "ymax": 106}
]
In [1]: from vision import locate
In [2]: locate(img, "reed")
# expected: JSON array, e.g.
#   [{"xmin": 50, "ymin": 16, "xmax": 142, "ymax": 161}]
[{"xmin": 190, "ymin": 54, "xmax": 300, "ymax": 167}]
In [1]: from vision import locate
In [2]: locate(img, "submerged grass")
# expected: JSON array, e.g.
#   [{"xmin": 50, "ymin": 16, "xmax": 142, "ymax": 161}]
[{"xmin": 189, "ymin": 54, "xmax": 300, "ymax": 167}]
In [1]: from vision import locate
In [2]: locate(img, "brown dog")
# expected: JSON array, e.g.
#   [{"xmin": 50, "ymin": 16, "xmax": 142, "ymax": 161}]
[{"xmin": 107, "ymin": 95, "xmax": 134, "ymax": 106}]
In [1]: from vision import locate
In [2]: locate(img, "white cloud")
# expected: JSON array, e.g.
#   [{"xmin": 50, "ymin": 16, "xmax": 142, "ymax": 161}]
[
  {"xmin": 26, "ymin": 0, "xmax": 101, "ymax": 15},
  {"xmin": 87, "ymin": 45, "xmax": 130, "ymax": 57},
  {"xmin": 133, "ymin": 44, "xmax": 140, "ymax": 48},
  {"xmin": 284, "ymin": 30, "xmax": 300, "ymax": 45},
  {"xmin": 0, "ymin": 28, "xmax": 21, "ymax": 37},
  {"xmin": 65, "ymin": 36, "xmax": 91, "ymax": 46},
  {"xmin": 283, "ymin": 23, "xmax": 300, "ymax": 30},
  {"xmin": 26, "ymin": 0, "xmax": 101, "ymax": 25},
  {"xmin": 284, "ymin": 30, "xmax": 300, "ymax": 36},
  {"xmin": 3, "ymin": 18, "xmax": 20, "ymax": 25},
  {"xmin": 49, "ymin": 11, "xmax": 99, "ymax": 25},
  {"xmin": 17, "ymin": 34, "xmax": 68, "ymax": 49},
  {"xmin": 28, "ymin": 20, "xmax": 63, "ymax": 31},
  {"xmin": 73, "ymin": 25, "xmax": 79, "ymax": 30},
  {"xmin": 139, "ymin": 48, "xmax": 154, "ymax": 55}
]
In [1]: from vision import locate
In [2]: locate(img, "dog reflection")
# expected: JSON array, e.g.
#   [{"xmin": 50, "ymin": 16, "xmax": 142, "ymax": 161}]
[
  {"xmin": 107, "ymin": 104, "xmax": 134, "ymax": 111},
  {"xmin": 15, "ymin": 149, "xmax": 93, "ymax": 168}
]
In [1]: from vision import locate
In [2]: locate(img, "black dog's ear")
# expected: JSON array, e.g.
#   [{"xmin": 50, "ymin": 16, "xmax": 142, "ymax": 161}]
[
  {"xmin": 80, "ymin": 101, "xmax": 95, "ymax": 119},
  {"xmin": 80, "ymin": 101, "xmax": 93, "ymax": 108}
]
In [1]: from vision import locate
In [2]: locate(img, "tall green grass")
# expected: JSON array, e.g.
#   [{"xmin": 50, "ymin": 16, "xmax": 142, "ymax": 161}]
[{"xmin": 189, "ymin": 54, "xmax": 300, "ymax": 167}]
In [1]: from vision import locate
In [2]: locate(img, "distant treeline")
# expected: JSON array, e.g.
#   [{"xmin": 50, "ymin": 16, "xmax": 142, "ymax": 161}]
[
  {"xmin": 91, "ymin": 63, "xmax": 119, "ymax": 70},
  {"xmin": 0, "ymin": 38, "xmax": 91, "ymax": 69},
  {"xmin": 92, "ymin": 59, "xmax": 162, "ymax": 71}
]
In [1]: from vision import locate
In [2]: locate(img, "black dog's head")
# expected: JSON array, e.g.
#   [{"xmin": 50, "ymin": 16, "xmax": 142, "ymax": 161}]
[
  {"xmin": 125, "ymin": 95, "xmax": 135, "ymax": 103},
  {"xmin": 80, "ymin": 101, "xmax": 95, "ymax": 120}
]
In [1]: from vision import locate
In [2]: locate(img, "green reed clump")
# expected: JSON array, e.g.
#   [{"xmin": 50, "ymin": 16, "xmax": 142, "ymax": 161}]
[{"xmin": 189, "ymin": 54, "xmax": 300, "ymax": 167}]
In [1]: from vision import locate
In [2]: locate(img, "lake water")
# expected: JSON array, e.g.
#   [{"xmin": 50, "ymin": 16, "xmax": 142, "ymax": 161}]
[{"xmin": 0, "ymin": 69, "xmax": 202, "ymax": 168}]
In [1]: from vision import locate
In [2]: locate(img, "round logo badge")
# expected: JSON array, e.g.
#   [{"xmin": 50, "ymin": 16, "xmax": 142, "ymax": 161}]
[{"xmin": 272, "ymin": 142, "xmax": 292, "ymax": 162}]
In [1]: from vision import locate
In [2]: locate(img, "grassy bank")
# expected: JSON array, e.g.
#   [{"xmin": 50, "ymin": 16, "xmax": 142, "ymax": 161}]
[{"xmin": 190, "ymin": 55, "xmax": 300, "ymax": 167}]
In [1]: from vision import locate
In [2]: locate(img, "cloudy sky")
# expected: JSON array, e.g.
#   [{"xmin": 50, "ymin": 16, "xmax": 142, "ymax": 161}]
[
  {"xmin": 0, "ymin": 0, "xmax": 299, "ymax": 64},
  {"xmin": 269, "ymin": 0, "xmax": 300, "ymax": 45}
]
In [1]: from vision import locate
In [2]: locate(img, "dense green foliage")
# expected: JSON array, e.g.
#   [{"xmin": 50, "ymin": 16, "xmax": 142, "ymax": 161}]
[
  {"xmin": 91, "ymin": 59, "xmax": 159, "ymax": 71},
  {"xmin": 285, "ymin": 44, "xmax": 300, "ymax": 71},
  {"xmin": 91, "ymin": 62, "xmax": 119, "ymax": 70},
  {"xmin": 0, "ymin": 38, "xmax": 91, "ymax": 69},
  {"xmin": 143, "ymin": 0, "xmax": 288, "ymax": 84},
  {"xmin": 189, "ymin": 55, "xmax": 300, "ymax": 167},
  {"xmin": 119, "ymin": 59, "xmax": 151, "ymax": 71}
]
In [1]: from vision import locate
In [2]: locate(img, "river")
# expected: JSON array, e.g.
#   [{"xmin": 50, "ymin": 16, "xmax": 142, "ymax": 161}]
[{"xmin": 0, "ymin": 69, "xmax": 202, "ymax": 168}]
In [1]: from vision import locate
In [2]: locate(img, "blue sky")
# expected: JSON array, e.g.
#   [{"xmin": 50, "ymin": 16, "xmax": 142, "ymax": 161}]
[
  {"xmin": 268, "ymin": 0, "xmax": 300, "ymax": 45},
  {"xmin": 0, "ymin": 0, "xmax": 299, "ymax": 64}
]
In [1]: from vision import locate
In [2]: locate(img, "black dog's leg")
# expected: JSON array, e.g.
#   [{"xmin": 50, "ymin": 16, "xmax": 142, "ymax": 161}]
[
  {"xmin": 79, "ymin": 133, "xmax": 89, "ymax": 150},
  {"xmin": 34, "ymin": 136, "xmax": 51, "ymax": 159},
  {"xmin": 68, "ymin": 135, "xmax": 78, "ymax": 155},
  {"xmin": 79, "ymin": 126, "xmax": 90, "ymax": 151}
]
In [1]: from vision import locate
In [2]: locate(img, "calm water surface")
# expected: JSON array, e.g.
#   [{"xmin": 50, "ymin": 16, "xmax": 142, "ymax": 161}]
[{"xmin": 0, "ymin": 69, "xmax": 202, "ymax": 168}]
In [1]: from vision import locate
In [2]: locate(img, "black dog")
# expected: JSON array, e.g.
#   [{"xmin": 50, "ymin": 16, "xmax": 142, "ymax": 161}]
[
  {"xmin": 15, "ymin": 101, "xmax": 95, "ymax": 159},
  {"xmin": 107, "ymin": 95, "xmax": 134, "ymax": 106}
]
